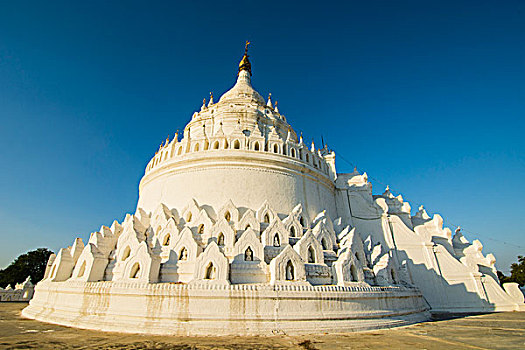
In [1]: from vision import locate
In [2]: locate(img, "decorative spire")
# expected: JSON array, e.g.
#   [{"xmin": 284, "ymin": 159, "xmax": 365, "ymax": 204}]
[
  {"xmin": 201, "ymin": 98, "xmax": 206, "ymax": 111},
  {"xmin": 238, "ymin": 41, "xmax": 252, "ymax": 76},
  {"xmin": 267, "ymin": 93, "xmax": 273, "ymax": 108},
  {"xmin": 208, "ymin": 92, "xmax": 214, "ymax": 106},
  {"xmin": 274, "ymin": 101, "xmax": 279, "ymax": 113},
  {"xmin": 383, "ymin": 185, "xmax": 393, "ymax": 198}
]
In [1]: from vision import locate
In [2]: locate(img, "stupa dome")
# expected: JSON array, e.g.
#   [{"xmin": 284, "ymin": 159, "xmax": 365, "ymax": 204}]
[
  {"xmin": 217, "ymin": 69, "xmax": 265, "ymax": 105},
  {"xmin": 136, "ymin": 44, "xmax": 319, "ymax": 218}
]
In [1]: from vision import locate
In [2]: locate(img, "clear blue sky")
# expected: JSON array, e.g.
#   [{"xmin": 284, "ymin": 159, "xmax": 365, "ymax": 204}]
[{"xmin": 0, "ymin": 1, "xmax": 523, "ymax": 273}]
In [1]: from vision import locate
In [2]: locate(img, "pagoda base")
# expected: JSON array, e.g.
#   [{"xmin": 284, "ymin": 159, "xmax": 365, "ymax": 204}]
[{"xmin": 22, "ymin": 280, "xmax": 430, "ymax": 335}]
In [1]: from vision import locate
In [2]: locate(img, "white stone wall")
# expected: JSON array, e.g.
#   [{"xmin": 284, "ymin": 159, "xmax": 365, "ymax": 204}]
[
  {"xmin": 0, "ymin": 277, "xmax": 34, "ymax": 301},
  {"xmin": 337, "ymin": 173, "xmax": 525, "ymax": 312},
  {"xmin": 23, "ymin": 280, "xmax": 429, "ymax": 335},
  {"xmin": 138, "ymin": 151, "xmax": 337, "ymax": 221}
]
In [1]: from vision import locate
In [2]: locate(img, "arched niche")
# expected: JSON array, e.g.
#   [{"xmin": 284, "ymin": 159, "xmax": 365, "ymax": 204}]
[
  {"xmin": 261, "ymin": 218, "xmax": 289, "ymax": 248},
  {"xmin": 269, "ymin": 245, "xmax": 306, "ymax": 284},
  {"xmin": 239, "ymin": 209, "xmax": 260, "ymax": 234},
  {"xmin": 193, "ymin": 242, "xmax": 229, "ymax": 283},
  {"xmin": 293, "ymin": 230, "xmax": 324, "ymax": 265},
  {"xmin": 233, "ymin": 228, "xmax": 264, "ymax": 263}
]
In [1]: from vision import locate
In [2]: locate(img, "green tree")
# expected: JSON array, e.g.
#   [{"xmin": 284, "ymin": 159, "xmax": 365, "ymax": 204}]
[
  {"xmin": 509, "ymin": 255, "xmax": 525, "ymax": 287},
  {"xmin": 0, "ymin": 248, "xmax": 53, "ymax": 288},
  {"xmin": 497, "ymin": 270, "xmax": 511, "ymax": 285}
]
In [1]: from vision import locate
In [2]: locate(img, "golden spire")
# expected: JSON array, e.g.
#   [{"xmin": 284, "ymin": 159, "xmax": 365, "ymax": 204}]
[{"xmin": 238, "ymin": 40, "xmax": 252, "ymax": 76}]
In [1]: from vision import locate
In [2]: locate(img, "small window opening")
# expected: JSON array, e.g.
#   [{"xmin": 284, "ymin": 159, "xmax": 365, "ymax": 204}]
[
  {"xmin": 121, "ymin": 246, "xmax": 131, "ymax": 261},
  {"xmin": 77, "ymin": 261, "xmax": 86, "ymax": 277},
  {"xmin": 179, "ymin": 247, "xmax": 188, "ymax": 260},
  {"xmin": 205, "ymin": 263, "xmax": 216, "ymax": 279},
  {"xmin": 308, "ymin": 246, "xmax": 316, "ymax": 263},
  {"xmin": 130, "ymin": 263, "xmax": 141, "ymax": 278},
  {"xmin": 273, "ymin": 234, "xmax": 280, "ymax": 247},
  {"xmin": 244, "ymin": 247, "xmax": 253, "ymax": 261},
  {"xmin": 285, "ymin": 260, "xmax": 294, "ymax": 280},
  {"xmin": 350, "ymin": 265, "xmax": 357, "ymax": 282}
]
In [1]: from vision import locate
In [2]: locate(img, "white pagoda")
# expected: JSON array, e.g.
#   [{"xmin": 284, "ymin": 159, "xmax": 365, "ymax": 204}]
[{"xmin": 23, "ymin": 43, "xmax": 524, "ymax": 335}]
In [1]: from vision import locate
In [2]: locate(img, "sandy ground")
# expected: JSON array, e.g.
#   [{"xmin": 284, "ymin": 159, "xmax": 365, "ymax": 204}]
[{"xmin": 1, "ymin": 303, "xmax": 524, "ymax": 349}]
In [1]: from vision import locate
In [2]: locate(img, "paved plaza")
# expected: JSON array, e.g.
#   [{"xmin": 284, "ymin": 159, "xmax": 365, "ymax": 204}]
[{"xmin": 0, "ymin": 303, "xmax": 524, "ymax": 349}]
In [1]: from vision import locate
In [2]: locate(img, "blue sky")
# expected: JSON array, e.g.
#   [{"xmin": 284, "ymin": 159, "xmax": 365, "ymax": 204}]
[{"xmin": 0, "ymin": 1, "xmax": 523, "ymax": 273}]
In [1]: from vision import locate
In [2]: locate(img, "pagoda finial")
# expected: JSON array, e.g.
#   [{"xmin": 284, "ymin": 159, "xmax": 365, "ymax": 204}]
[
  {"xmin": 238, "ymin": 41, "xmax": 252, "ymax": 76},
  {"xmin": 274, "ymin": 100, "xmax": 279, "ymax": 113},
  {"xmin": 267, "ymin": 93, "xmax": 273, "ymax": 107},
  {"xmin": 208, "ymin": 92, "xmax": 214, "ymax": 106}
]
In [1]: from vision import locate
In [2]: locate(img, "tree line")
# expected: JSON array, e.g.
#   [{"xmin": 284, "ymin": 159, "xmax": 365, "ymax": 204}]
[
  {"xmin": 0, "ymin": 248, "xmax": 53, "ymax": 288},
  {"xmin": 498, "ymin": 255, "xmax": 525, "ymax": 287}
]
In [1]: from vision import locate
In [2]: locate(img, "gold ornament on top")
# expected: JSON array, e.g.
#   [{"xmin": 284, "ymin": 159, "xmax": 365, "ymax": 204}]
[{"xmin": 238, "ymin": 41, "xmax": 252, "ymax": 76}]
